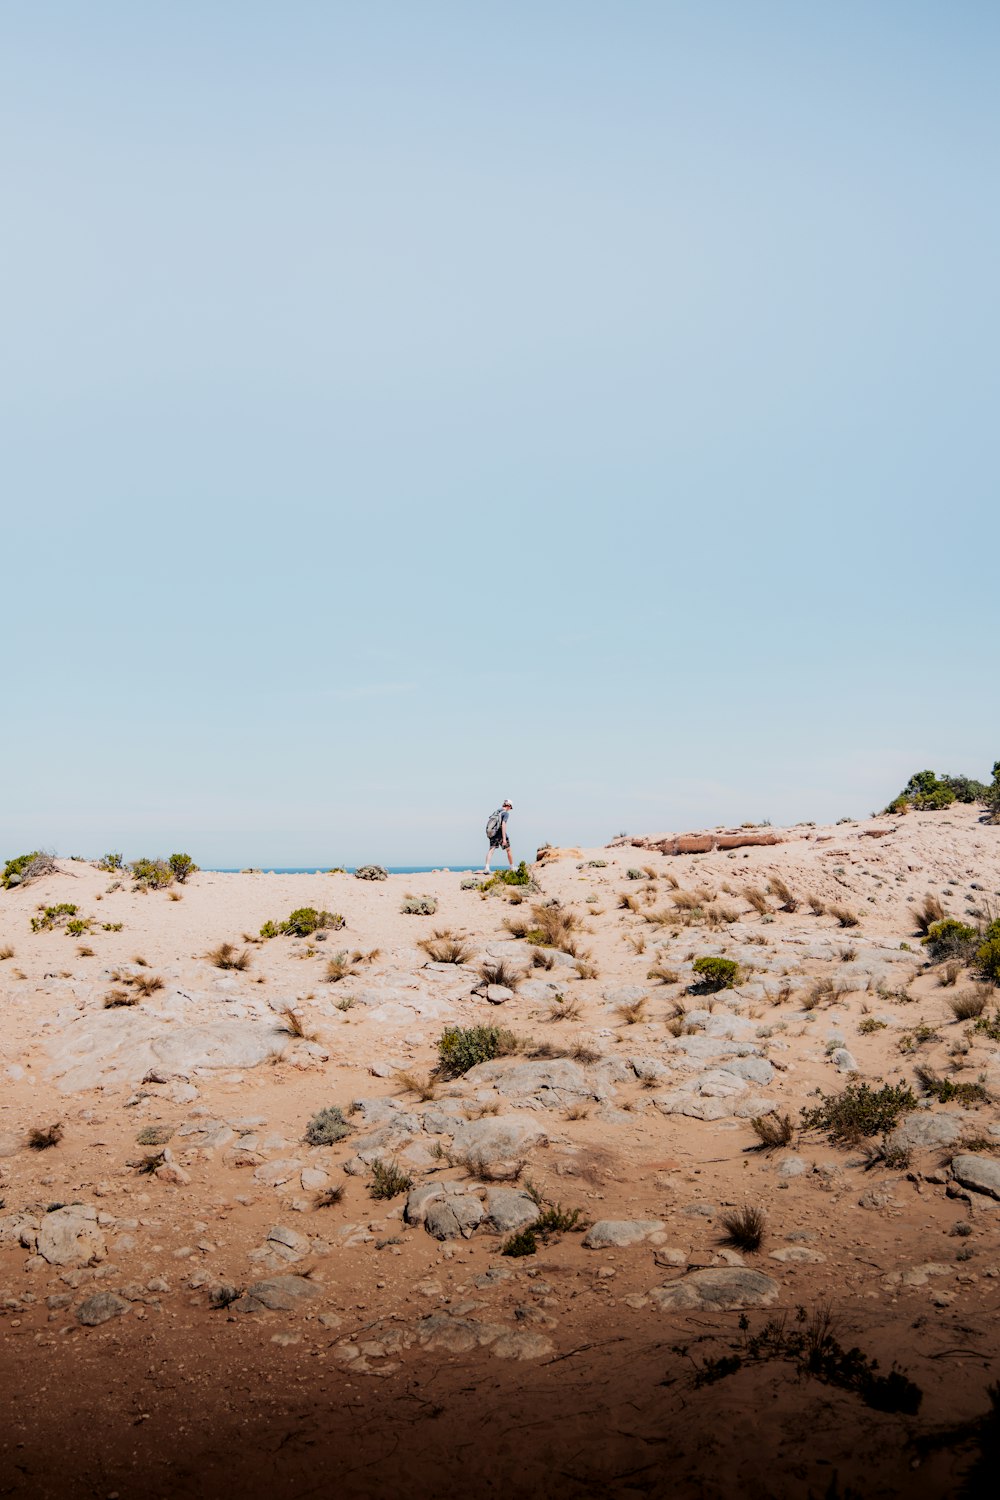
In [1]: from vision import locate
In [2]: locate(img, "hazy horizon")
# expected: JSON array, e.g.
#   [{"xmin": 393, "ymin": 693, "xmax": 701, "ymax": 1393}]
[{"xmin": 3, "ymin": 2, "xmax": 997, "ymax": 865}]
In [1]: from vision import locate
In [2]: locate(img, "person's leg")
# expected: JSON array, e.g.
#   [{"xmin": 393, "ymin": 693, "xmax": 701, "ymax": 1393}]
[
  {"xmin": 506, "ymin": 844, "xmax": 514, "ymax": 868},
  {"xmin": 482, "ymin": 846, "xmax": 493, "ymax": 874}
]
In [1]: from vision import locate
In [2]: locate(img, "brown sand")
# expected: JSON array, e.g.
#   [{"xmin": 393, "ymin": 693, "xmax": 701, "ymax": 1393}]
[{"xmin": 1, "ymin": 807, "xmax": 999, "ymax": 1497}]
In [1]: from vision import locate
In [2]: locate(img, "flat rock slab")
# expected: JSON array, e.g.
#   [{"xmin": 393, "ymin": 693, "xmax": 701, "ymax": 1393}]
[
  {"xmin": 464, "ymin": 1058, "xmax": 595, "ymax": 1108},
  {"xmin": 889, "ymin": 1112, "xmax": 968, "ymax": 1152},
  {"xmin": 951, "ymin": 1153, "xmax": 1000, "ymax": 1201},
  {"xmin": 649, "ymin": 1268, "xmax": 779, "ymax": 1311},
  {"xmin": 46, "ymin": 1012, "xmax": 284, "ymax": 1091},
  {"xmin": 448, "ymin": 1114, "xmax": 549, "ymax": 1165},
  {"xmin": 238, "ymin": 1276, "xmax": 319, "ymax": 1312},
  {"xmin": 583, "ymin": 1219, "xmax": 665, "ymax": 1249},
  {"xmin": 424, "ymin": 1194, "xmax": 485, "ymax": 1241},
  {"xmin": 482, "ymin": 1188, "xmax": 541, "ymax": 1234}
]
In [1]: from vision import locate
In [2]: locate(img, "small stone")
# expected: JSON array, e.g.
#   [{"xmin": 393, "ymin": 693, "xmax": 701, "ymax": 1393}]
[{"xmin": 77, "ymin": 1292, "xmax": 129, "ymax": 1326}]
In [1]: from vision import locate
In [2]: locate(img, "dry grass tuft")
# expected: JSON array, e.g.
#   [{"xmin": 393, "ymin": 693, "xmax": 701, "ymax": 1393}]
[
  {"xmin": 479, "ymin": 957, "xmax": 522, "ymax": 989},
  {"xmin": 720, "ymin": 1203, "xmax": 766, "ymax": 1252},
  {"xmin": 274, "ymin": 1005, "xmax": 317, "ymax": 1041},
  {"xmin": 615, "ymin": 995, "xmax": 648, "ymax": 1025},
  {"xmin": 531, "ymin": 948, "xmax": 555, "ymax": 970},
  {"xmin": 313, "ymin": 1185, "xmax": 345, "ymax": 1208},
  {"xmin": 647, "ymin": 962, "xmax": 679, "ymax": 986},
  {"xmin": 938, "ymin": 959, "xmax": 963, "ymax": 988},
  {"xmin": 77, "ymin": 945, "xmax": 95, "ymax": 958},
  {"xmin": 0, "ymin": 944, "xmax": 14, "ymax": 961},
  {"xmin": 574, "ymin": 956, "xmax": 598, "ymax": 980},
  {"xmin": 625, "ymin": 933, "xmax": 647, "ymax": 955},
  {"xmin": 564, "ymin": 1104, "xmax": 590, "ymax": 1121},
  {"xmin": 394, "ymin": 1070, "xmax": 439, "ymax": 1101},
  {"xmin": 207, "ymin": 942, "xmax": 251, "ymax": 971},
  {"xmin": 743, "ymin": 886, "xmax": 770, "ymax": 916},
  {"xmin": 104, "ymin": 988, "xmax": 139, "ymax": 1008},
  {"xmin": 132, "ymin": 973, "xmax": 165, "ymax": 997},
  {"xmin": 749, "ymin": 1113, "xmax": 794, "ymax": 1150},
  {"xmin": 132, "ymin": 955, "xmax": 150, "ymax": 967},
  {"xmin": 419, "ymin": 930, "xmax": 472, "ymax": 964},
  {"xmin": 829, "ymin": 904, "xmax": 859, "ymax": 928},
  {"xmin": 545, "ymin": 995, "xmax": 582, "ymax": 1022},
  {"xmin": 807, "ymin": 894, "xmax": 827, "ymax": 916},
  {"xmin": 28, "ymin": 1123, "xmax": 63, "ymax": 1150},
  {"xmin": 325, "ymin": 951, "xmax": 359, "ymax": 983},
  {"xmin": 672, "ymin": 890, "xmax": 702, "ymax": 911},
  {"xmin": 618, "ymin": 892, "xmax": 642, "ymax": 913},
  {"xmin": 768, "ymin": 876, "xmax": 798, "ymax": 912},
  {"xmin": 949, "ymin": 989, "xmax": 989, "ymax": 1022},
  {"xmin": 911, "ymin": 893, "xmax": 946, "ymax": 936}
]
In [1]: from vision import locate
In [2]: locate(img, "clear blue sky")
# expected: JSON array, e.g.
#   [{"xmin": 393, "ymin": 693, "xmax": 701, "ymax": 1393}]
[{"xmin": 2, "ymin": 2, "xmax": 997, "ymax": 867}]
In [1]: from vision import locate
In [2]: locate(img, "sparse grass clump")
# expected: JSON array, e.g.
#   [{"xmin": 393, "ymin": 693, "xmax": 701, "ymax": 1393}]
[
  {"xmin": 858, "ymin": 1017, "xmax": 887, "ymax": 1034},
  {"xmin": 401, "ymin": 896, "xmax": 438, "ymax": 915},
  {"xmin": 207, "ymin": 942, "xmax": 251, "ymax": 971},
  {"xmin": 829, "ymin": 905, "xmax": 859, "ymax": 928},
  {"xmin": 743, "ymin": 886, "xmax": 770, "ymax": 916},
  {"xmin": 768, "ymin": 876, "xmax": 798, "ymax": 912},
  {"xmin": 132, "ymin": 973, "xmax": 164, "ymax": 997},
  {"xmin": 501, "ymin": 1193, "xmax": 583, "ymax": 1256},
  {"xmin": 368, "ymin": 1158, "xmax": 412, "ymax": 1199},
  {"xmin": 545, "ymin": 995, "xmax": 581, "ymax": 1022},
  {"xmin": 478, "ymin": 958, "xmax": 522, "ymax": 990},
  {"xmin": 104, "ymin": 988, "xmax": 137, "ymax": 1008},
  {"xmin": 313, "ymin": 1185, "xmax": 345, "ymax": 1208},
  {"xmin": 692, "ymin": 956, "xmax": 741, "ymax": 992},
  {"xmin": 647, "ymin": 962, "xmax": 679, "ymax": 985},
  {"xmin": 938, "ymin": 959, "xmax": 964, "ymax": 988},
  {"xmin": 972, "ymin": 1011, "xmax": 1000, "ymax": 1042},
  {"xmin": 915, "ymin": 1065, "xmax": 989, "ymax": 1105},
  {"xmin": 749, "ymin": 1113, "xmax": 794, "ymax": 1150},
  {"xmin": 720, "ymin": 1204, "xmax": 766, "ymax": 1252},
  {"xmin": 394, "ymin": 1070, "xmax": 439, "ymax": 1100},
  {"xmin": 911, "ymin": 893, "xmax": 946, "ymax": 935},
  {"xmin": 28, "ymin": 1123, "xmax": 63, "ymax": 1150},
  {"xmin": 324, "ymin": 951, "xmax": 359, "ymax": 983},
  {"xmin": 950, "ymin": 989, "xmax": 989, "ymax": 1021},
  {"xmin": 807, "ymin": 894, "xmax": 826, "ymax": 916},
  {"xmin": 0, "ymin": 944, "xmax": 14, "ymax": 961},
  {"xmin": 304, "ymin": 1106, "xmax": 350, "ymax": 1146},
  {"xmin": 436, "ymin": 1024, "xmax": 520, "ymax": 1077},
  {"xmin": 419, "ymin": 930, "xmax": 472, "ymax": 964},
  {"xmin": 801, "ymin": 1081, "xmax": 917, "ymax": 1144},
  {"xmin": 274, "ymin": 1005, "xmax": 316, "ymax": 1041},
  {"xmin": 615, "ymin": 995, "xmax": 648, "ymax": 1025}
]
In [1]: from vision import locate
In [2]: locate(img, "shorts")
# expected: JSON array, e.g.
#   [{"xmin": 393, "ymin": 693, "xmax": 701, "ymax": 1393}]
[{"xmin": 489, "ymin": 834, "xmax": 507, "ymax": 850}]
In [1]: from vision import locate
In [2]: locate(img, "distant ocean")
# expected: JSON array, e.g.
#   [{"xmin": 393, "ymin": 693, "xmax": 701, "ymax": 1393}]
[{"xmin": 206, "ymin": 866, "xmax": 480, "ymax": 875}]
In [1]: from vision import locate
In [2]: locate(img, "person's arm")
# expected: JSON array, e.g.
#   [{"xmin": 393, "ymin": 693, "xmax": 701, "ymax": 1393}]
[{"xmin": 502, "ymin": 811, "xmax": 510, "ymax": 847}]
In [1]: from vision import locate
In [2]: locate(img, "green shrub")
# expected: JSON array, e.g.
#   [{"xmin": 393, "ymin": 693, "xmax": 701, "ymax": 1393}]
[
  {"xmin": 354, "ymin": 864, "xmax": 388, "ymax": 881},
  {"xmin": 801, "ymin": 1081, "xmax": 917, "ymax": 1143},
  {"xmin": 626, "ymin": 868, "xmax": 644, "ymax": 880},
  {"xmin": 858, "ymin": 1017, "xmax": 887, "ymax": 1034},
  {"xmin": 101, "ymin": 921, "xmax": 123, "ymax": 932},
  {"xmin": 401, "ymin": 896, "xmax": 438, "ymax": 916},
  {"xmin": 587, "ymin": 860, "xmax": 607, "ymax": 868},
  {"xmin": 303, "ymin": 1107, "xmax": 350, "ymax": 1146},
  {"xmin": 259, "ymin": 919, "xmax": 280, "ymax": 939},
  {"xmin": 973, "ymin": 1011, "xmax": 1000, "ymax": 1042},
  {"xmin": 65, "ymin": 919, "xmax": 91, "ymax": 937},
  {"xmin": 974, "ymin": 920, "xmax": 1000, "ymax": 984},
  {"xmin": 691, "ymin": 956, "xmax": 741, "ymax": 992},
  {"xmin": 922, "ymin": 919, "xmax": 979, "ymax": 961},
  {"xmin": 481, "ymin": 861, "xmax": 533, "ymax": 891},
  {"xmin": 2, "ymin": 851, "xmax": 56, "ymax": 888},
  {"xmin": 131, "ymin": 857, "xmax": 174, "ymax": 889},
  {"xmin": 915, "ymin": 1065, "xmax": 989, "ymax": 1105},
  {"xmin": 436, "ymin": 1024, "xmax": 519, "ymax": 1077},
  {"xmin": 278, "ymin": 907, "xmax": 344, "ymax": 937},
  {"xmin": 168, "ymin": 853, "xmax": 198, "ymax": 883},
  {"xmin": 368, "ymin": 1158, "xmax": 412, "ymax": 1199},
  {"xmin": 97, "ymin": 852, "xmax": 125, "ymax": 872}
]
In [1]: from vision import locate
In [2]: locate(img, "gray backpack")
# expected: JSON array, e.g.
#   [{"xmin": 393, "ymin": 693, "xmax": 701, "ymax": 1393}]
[{"xmin": 486, "ymin": 808, "xmax": 504, "ymax": 840}]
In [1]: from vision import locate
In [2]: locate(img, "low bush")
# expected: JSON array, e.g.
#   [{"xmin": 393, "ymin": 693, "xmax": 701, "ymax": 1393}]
[
  {"xmin": 28, "ymin": 1123, "xmax": 63, "ymax": 1150},
  {"xmin": 97, "ymin": 852, "xmax": 125, "ymax": 872},
  {"xmin": 480, "ymin": 861, "xmax": 533, "ymax": 891},
  {"xmin": 131, "ymin": 857, "xmax": 173, "ymax": 889},
  {"xmin": 2, "ymin": 851, "xmax": 56, "ymax": 888},
  {"xmin": 65, "ymin": 919, "xmax": 91, "ymax": 936},
  {"xmin": 950, "ymin": 990, "xmax": 988, "ymax": 1021},
  {"xmin": 354, "ymin": 865, "xmax": 388, "ymax": 881},
  {"xmin": 749, "ymin": 1114, "xmax": 794, "ymax": 1150},
  {"xmin": 501, "ymin": 1193, "xmax": 583, "ymax": 1257},
  {"xmin": 168, "ymin": 853, "xmax": 198, "ymax": 883},
  {"xmin": 973, "ymin": 1011, "xmax": 1000, "ymax": 1042},
  {"xmin": 915, "ymin": 1065, "xmax": 989, "ymax": 1105},
  {"xmin": 626, "ymin": 868, "xmax": 644, "ymax": 880},
  {"xmin": 922, "ymin": 918, "xmax": 979, "ymax": 961},
  {"xmin": 801, "ymin": 1081, "xmax": 917, "ymax": 1143},
  {"xmin": 304, "ymin": 1106, "xmax": 350, "ymax": 1146},
  {"xmin": 400, "ymin": 896, "xmax": 437, "ymax": 916},
  {"xmin": 268, "ymin": 907, "xmax": 345, "ymax": 937},
  {"xmin": 436, "ymin": 1024, "xmax": 520, "ymax": 1077},
  {"xmin": 691, "ymin": 956, "xmax": 741, "ymax": 992},
  {"xmin": 975, "ymin": 920, "xmax": 1000, "ymax": 983},
  {"xmin": 858, "ymin": 1016, "xmax": 887, "ymax": 1034}
]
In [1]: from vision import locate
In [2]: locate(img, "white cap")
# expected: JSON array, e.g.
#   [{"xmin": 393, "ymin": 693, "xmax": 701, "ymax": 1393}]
[{"xmin": 503, "ymin": 799, "xmax": 513, "ymax": 807}]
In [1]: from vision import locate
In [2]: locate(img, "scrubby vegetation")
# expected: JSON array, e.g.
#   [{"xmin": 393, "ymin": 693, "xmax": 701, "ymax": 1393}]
[
  {"xmin": 975, "ymin": 919, "xmax": 1000, "ymax": 983},
  {"xmin": 168, "ymin": 853, "xmax": 198, "ymax": 883},
  {"xmin": 923, "ymin": 919, "xmax": 980, "ymax": 961},
  {"xmin": 885, "ymin": 765, "xmax": 996, "ymax": 814},
  {"xmin": 324, "ymin": 951, "xmax": 359, "ymax": 983},
  {"xmin": 691, "ymin": 956, "xmax": 741, "ymax": 992},
  {"xmin": 131, "ymin": 857, "xmax": 174, "ymax": 889},
  {"xmin": 749, "ymin": 1113, "xmax": 794, "ymax": 1150},
  {"xmin": 207, "ymin": 942, "xmax": 251, "ymax": 970},
  {"xmin": 801, "ymin": 1081, "xmax": 917, "ymax": 1143},
  {"xmin": 261, "ymin": 907, "xmax": 345, "ymax": 938},
  {"xmin": 304, "ymin": 1107, "xmax": 350, "ymax": 1146},
  {"xmin": 97, "ymin": 852, "xmax": 125, "ymax": 872},
  {"xmin": 501, "ymin": 1187, "xmax": 583, "ymax": 1257},
  {"xmin": 354, "ymin": 865, "xmax": 388, "ymax": 881},
  {"xmin": 28, "ymin": 1123, "xmax": 63, "ymax": 1150},
  {"xmin": 720, "ymin": 1204, "xmax": 766, "ymax": 1251},
  {"xmin": 436, "ymin": 1024, "xmax": 520, "ymax": 1076},
  {"xmin": 915, "ymin": 1065, "xmax": 989, "ymax": 1105},
  {"xmin": 368, "ymin": 1158, "xmax": 412, "ymax": 1199},
  {"xmin": 480, "ymin": 861, "xmax": 533, "ymax": 892},
  {"xmin": 2, "ymin": 851, "xmax": 56, "ymax": 888},
  {"xmin": 30, "ymin": 904, "xmax": 79, "ymax": 932}
]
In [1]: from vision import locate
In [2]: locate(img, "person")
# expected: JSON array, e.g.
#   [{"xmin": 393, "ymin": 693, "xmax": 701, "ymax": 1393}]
[{"xmin": 482, "ymin": 799, "xmax": 514, "ymax": 874}]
